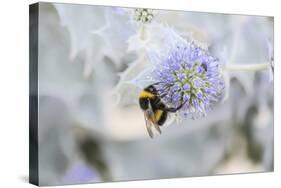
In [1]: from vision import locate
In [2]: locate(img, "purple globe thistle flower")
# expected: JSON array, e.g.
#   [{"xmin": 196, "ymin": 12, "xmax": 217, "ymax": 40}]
[{"xmin": 152, "ymin": 41, "xmax": 225, "ymax": 118}]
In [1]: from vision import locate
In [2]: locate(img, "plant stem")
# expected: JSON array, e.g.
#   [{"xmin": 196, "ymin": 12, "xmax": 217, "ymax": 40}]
[
  {"xmin": 224, "ymin": 63, "xmax": 270, "ymax": 72},
  {"xmin": 139, "ymin": 24, "xmax": 146, "ymax": 40}
]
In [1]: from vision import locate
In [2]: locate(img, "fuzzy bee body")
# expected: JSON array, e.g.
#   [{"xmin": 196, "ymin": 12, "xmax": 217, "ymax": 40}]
[
  {"xmin": 139, "ymin": 84, "xmax": 185, "ymax": 138},
  {"xmin": 139, "ymin": 86, "xmax": 167, "ymax": 125}
]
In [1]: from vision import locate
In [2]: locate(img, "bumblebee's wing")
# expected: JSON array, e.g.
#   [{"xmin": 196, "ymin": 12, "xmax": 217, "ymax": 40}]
[
  {"xmin": 144, "ymin": 113, "xmax": 154, "ymax": 138},
  {"xmin": 147, "ymin": 100, "xmax": 162, "ymax": 134},
  {"xmin": 153, "ymin": 122, "xmax": 162, "ymax": 134}
]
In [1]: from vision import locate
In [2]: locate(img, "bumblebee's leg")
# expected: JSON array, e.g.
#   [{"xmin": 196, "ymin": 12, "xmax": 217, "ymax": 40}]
[
  {"xmin": 153, "ymin": 87, "xmax": 171, "ymax": 106},
  {"xmin": 162, "ymin": 106, "xmax": 181, "ymax": 113},
  {"xmin": 152, "ymin": 82, "xmax": 164, "ymax": 86},
  {"xmin": 153, "ymin": 94, "xmax": 167, "ymax": 107},
  {"xmin": 160, "ymin": 100, "xmax": 188, "ymax": 113},
  {"xmin": 152, "ymin": 82, "xmax": 173, "ymax": 97}
]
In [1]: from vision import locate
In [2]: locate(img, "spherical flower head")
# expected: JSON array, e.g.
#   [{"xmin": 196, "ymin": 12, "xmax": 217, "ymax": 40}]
[
  {"xmin": 134, "ymin": 8, "xmax": 154, "ymax": 24},
  {"xmin": 153, "ymin": 41, "xmax": 225, "ymax": 118}
]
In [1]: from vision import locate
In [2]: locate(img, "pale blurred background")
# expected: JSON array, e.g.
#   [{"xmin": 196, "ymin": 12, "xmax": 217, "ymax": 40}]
[{"xmin": 36, "ymin": 2, "xmax": 273, "ymax": 186}]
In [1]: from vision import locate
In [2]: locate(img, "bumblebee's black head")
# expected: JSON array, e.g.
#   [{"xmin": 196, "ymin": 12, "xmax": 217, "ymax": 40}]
[
  {"xmin": 144, "ymin": 85, "xmax": 158, "ymax": 94},
  {"xmin": 139, "ymin": 85, "xmax": 158, "ymax": 110}
]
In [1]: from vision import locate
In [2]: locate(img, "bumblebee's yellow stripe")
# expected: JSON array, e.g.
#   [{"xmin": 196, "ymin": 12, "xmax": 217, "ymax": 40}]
[
  {"xmin": 139, "ymin": 90, "xmax": 155, "ymax": 99},
  {"xmin": 154, "ymin": 110, "xmax": 163, "ymax": 122}
]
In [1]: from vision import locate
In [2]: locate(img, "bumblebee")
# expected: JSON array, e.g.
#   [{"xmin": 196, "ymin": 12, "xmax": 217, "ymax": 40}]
[{"xmin": 139, "ymin": 84, "xmax": 186, "ymax": 138}]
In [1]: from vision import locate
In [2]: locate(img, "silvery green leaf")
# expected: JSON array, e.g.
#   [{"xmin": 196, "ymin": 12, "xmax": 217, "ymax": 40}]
[{"xmin": 54, "ymin": 4, "xmax": 134, "ymax": 77}]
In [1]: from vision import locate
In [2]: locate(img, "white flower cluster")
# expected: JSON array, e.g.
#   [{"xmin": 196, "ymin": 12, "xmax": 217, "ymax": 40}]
[{"xmin": 134, "ymin": 8, "xmax": 154, "ymax": 23}]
